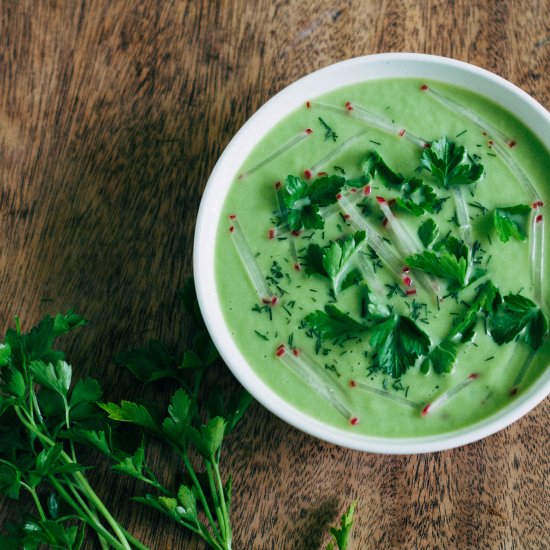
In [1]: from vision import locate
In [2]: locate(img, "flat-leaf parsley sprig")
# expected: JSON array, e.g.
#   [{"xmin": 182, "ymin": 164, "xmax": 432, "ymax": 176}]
[
  {"xmin": 0, "ymin": 313, "xmax": 146, "ymax": 550},
  {"xmin": 84, "ymin": 280, "xmax": 252, "ymax": 550},
  {"xmin": 421, "ymin": 136, "xmax": 485, "ymax": 247},
  {"xmin": 283, "ymin": 174, "xmax": 345, "ymax": 231}
]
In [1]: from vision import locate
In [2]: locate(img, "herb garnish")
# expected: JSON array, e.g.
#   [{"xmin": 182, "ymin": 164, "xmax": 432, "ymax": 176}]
[
  {"xmin": 283, "ymin": 174, "xmax": 345, "ymax": 231},
  {"xmin": 370, "ymin": 314, "xmax": 431, "ymax": 378},
  {"xmin": 305, "ymin": 305, "xmax": 369, "ymax": 342},
  {"xmin": 420, "ymin": 340, "xmax": 458, "ymax": 374},
  {"xmin": 406, "ymin": 235, "xmax": 469, "ymax": 289},
  {"xmin": 489, "ymin": 293, "xmax": 548, "ymax": 350},
  {"xmin": 493, "ymin": 204, "xmax": 531, "ymax": 242},
  {"xmin": 421, "ymin": 136, "xmax": 485, "ymax": 188},
  {"xmin": 448, "ymin": 280, "xmax": 500, "ymax": 342},
  {"xmin": 418, "ymin": 218, "xmax": 439, "ymax": 248},
  {"xmin": 395, "ymin": 178, "xmax": 440, "ymax": 216},
  {"xmin": 361, "ymin": 151, "xmax": 404, "ymax": 186},
  {"xmin": 318, "ymin": 117, "xmax": 338, "ymax": 142},
  {"xmin": 307, "ymin": 304, "xmax": 432, "ymax": 378},
  {"xmin": 304, "ymin": 231, "xmax": 366, "ymax": 293}
]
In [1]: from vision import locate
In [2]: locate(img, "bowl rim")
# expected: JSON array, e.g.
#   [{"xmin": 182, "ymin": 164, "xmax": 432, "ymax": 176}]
[{"xmin": 193, "ymin": 53, "xmax": 550, "ymax": 454}]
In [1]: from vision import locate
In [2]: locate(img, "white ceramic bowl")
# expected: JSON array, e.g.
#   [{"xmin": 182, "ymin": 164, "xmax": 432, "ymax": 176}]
[{"xmin": 194, "ymin": 53, "xmax": 550, "ymax": 453}]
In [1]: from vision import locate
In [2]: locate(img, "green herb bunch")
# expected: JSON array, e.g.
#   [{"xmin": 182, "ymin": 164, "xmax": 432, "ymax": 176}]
[
  {"xmin": 0, "ymin": 311, "xmax": 143, "ymax": 549},
  {"xmin": 0, "ymin": 280, "xmax": 252, "ymax": 550}
]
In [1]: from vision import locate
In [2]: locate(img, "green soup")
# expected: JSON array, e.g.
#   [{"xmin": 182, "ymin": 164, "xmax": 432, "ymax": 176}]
[{"xmin": 215, "ymin": 78, "xmax": 550, "ymax": 438}]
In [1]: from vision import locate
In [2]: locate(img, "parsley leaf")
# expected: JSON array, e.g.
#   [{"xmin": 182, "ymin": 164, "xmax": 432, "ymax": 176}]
[
  {"xmin": 420, "ymin": 340, "xmax": 457, "ymax": 374},
  {"xmin": 406, "ymin": 234, "xmax": 469, "ymax": 289},
  {"xmin": 395, "ymin": 178, "xmax": 440, "ymax": 216},
  {"xmin": 361, "ymin": 151, "xmax": 404, "ymax": 186},
  {"xmin": 421, "ymin": 136, "xmax": 485, "ymax": 188},
  {"xmin": 489, "ymin": 293, "xmax": 548, "ymax": 350},
  {"xmin": 283, "ymin": 174, "xmax": 345, "ymax": 231},
  {"xmin": 116, "ymin": 339, "xmax": 177, "ymax": 384},
  {"xmin": 326, "ymin": 501, "xmax": 356, "ymax": 550},
  {"xmin": 418, "ymin": 218, "xmax": 439, "ymax": 248},
  {"xmin": 304, "ymin": 305, "xmax": 369, "ymax": 342},
  {"xmin": 493, "ymin": 204, "xmax": 531, "ymax": 242},
  {"xmin": 449, "ymin": 280, "xmax": 501, "ymax": 342},
  {"xmin": 304, "ymin": 232, "xmax": 366, "ymax": 293},
  {"xmin": 370, "ymin": 314, "xmax": 431, "ymax": 378},
  {"xmin": 99, "ymin": 401, "xmax": 160, "ymax": 433},
  {"xmin": 188, "ymin": 416, "xmax": 226, "ymax": 460}
]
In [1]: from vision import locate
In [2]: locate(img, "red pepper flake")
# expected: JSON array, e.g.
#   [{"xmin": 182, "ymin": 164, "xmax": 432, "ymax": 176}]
[
  {"xmin": 398, "ymin": 129, "xmax": 406, "ymax": 137},
  {"xmin": 349, "ymin": 416, "xmax": 360, "ymax": 426},
  {"xmin": 382, "ymin": 218, "xmax": 388, "ymax": 227},
  {"xmin": 306, "ymin": 101, "xmax": 311, "ymax": 109},
  {"xmin": 402, "ymin": 275, "xmax": 412, "ymax": 287},
  {"xmin": 291, "ymin": 230, "xmax": 301, "ymax": 236},
  {"xmin": 488, "ymin": 140, "xmax": 494, "ymax": 146},
  {"xmin": 275, "ymin": 345, "xmax": 286, "ymax": 357},
  {"xmin": 294, "ymin": 262, "xmax": 301, "ymax": 271},
  {"xmin": 508, "ymin": 140, "xmax": 516, "ymax": 148},
  {"xmin": 292, "ymin": 348, "xmax": 300, "ymax": 357},
  {"xmin": 271, "ymin": 296, "xmax": 279, "ymax": 306},
  {"xmin": 536, "ymin": 214, "xmax": 543, "ymax": 223},
  {"xmin": 304, "ymin": 169, "xmax": 312, "ymax": 179},
  {"xmin": 402, "ymin": 266, "xmax": 410, "ymax": 273},
  {"xmin": 376, "ymin": 196, "xmax": 386, "ymax": 204},
  {"xmin": 363, "ymin": 185, "xmax": 371, "ymax": 195},
  {"xmin": 305, "ymin": 128, "xmax": 313, "ymax": 134},
  {"xmin": 229, "ymin": 226, "xmax": 235, "ymax": 233},
  {"xmin": 420, "ymin": 84, "xmax": 428, "ymax": 91},
  {"xmin": 468, "ymin": 373, "xmax": 480, "ymax": 380},
  {"xmin": 336, "ymin": 193, "xmax": 343, "ymax": 200},
  {"xmin": 343, "ymin": 213, "xmax": 351, "ymax": 220},
  {"xmin": 229, "ymin": 214, "xmax": 236, "ymax": 220},
  {"xmin": 532, "ymin": 200, "xmax": 544, "ymax": 208},
  {"xmin": 262, "ymin": 297, "xmax": 271, "ymax": 304},
  {"xmin": 268, "ymin": 228, "xmax": 276, "ymax": 240},
  {"xmin": 350, "ymin": 188, "xmax": 357, "ymax": 193},
  {"xmin": 349, "ymin": 380, "xmax": 357, "ymax": 388},
  {"xmin": 406, "ymin": 289, "xmax": 417, "ymax": 296},
  {"xmin": 423, "ymin": 142, "xmax": 431, "ymax": 149},
  {"xmin": 345, "ymin": 101, "xmax": 354, "ymax": 111},
  {"xmin": 274, "ymin": 181, "xmax": 282, "ymax": 190},
  {"xmin": 317, "ymin": 171, "xmax": 328, "ymax": 177},
  {"xmin": 421, "ymin": 404, "xmax": 431, "ymax": 416}
]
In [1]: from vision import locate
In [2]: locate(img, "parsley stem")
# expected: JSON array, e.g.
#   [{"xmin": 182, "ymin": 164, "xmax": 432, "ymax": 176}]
[
  {"xmin": 72, "ymin": 470, "xmax": 132, "ymax": 550},
  {"xmin": 213, "ymin": 455, "xmax": 232, "ymax": 548},
  {"xmin": 48, "ymin": 475, "xmax": 127, "ymax": 550},
  {"xmin": 62, "ymin": 474, "xmax": 110, "ymax": 550},
  {"xmin": 181, "ymin": 454, "xmax": 222, "ymax": 541},
  {"xmin": 13, "ymin": 406, "xmax": 134, "ymax": 550},
  {"xmin": 205, "ymin": 461, "xmax": 227, "ymax": 544},
  {"xmin": 30, "ymin": 387, "xmax": 47, "ymax": 433},
  {"xmin": 20, "ymin": 482, "xmax": 46, "ymax": 521}
]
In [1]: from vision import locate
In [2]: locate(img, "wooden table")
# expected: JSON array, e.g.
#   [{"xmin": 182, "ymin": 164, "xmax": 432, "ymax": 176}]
[{"xmin": 1, "ymin": 1, "xmax": 549, "ymax": 548}]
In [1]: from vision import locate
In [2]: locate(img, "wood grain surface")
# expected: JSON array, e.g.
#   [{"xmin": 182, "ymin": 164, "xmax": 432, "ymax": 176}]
[{"xmin": 1, "ymin": 1, "xmax": 549, "ymax": 548}]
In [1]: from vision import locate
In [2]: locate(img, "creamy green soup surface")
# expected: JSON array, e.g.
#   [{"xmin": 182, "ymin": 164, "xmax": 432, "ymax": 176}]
[{"xmin": 215, "ymin": 78, "xmax": 549, "ymax": 438}]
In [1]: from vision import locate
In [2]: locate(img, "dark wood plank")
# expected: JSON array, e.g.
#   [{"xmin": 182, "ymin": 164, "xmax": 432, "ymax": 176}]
[{"xmin": 0, "ymin": 1, "xmax": 548, "ymax": 548}]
